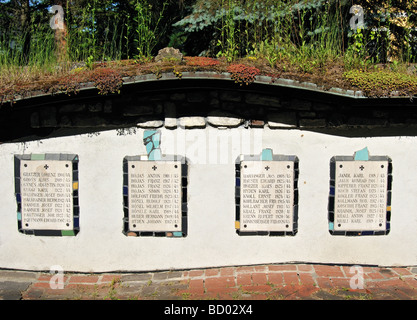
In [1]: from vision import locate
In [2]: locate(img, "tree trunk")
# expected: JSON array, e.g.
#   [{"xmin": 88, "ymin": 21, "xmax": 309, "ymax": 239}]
[{"xmin": 16, "ymin": 0, "xmax": 31, "ymax": 64}]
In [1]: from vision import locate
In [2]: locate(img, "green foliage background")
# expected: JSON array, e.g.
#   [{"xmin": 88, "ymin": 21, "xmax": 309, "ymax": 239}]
[{"xmin": 0, "ymin": 0, "xmax": 416, "ymax": 67}]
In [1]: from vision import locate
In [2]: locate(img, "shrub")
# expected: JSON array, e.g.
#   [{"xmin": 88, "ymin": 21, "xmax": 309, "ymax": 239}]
[
  {"xmin": 89, "ymin": 68, "xmax": 123, "ymax": 95},
  {"xmin": 227, "ymin": 64, "xmax": 260, "ymax": 85},
  {"xmin": 344, "ymin": 70, "xmax": 417, "ymax": 97}
]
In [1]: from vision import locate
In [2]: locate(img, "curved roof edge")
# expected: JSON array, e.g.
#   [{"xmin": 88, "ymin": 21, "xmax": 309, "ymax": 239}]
[{"xmin": 5, "ymin": 71, "xmax": 414, "ymax": 104}]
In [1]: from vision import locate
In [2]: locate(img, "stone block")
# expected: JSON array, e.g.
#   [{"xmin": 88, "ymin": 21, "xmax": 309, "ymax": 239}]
[
  {"xmin": 206, "ymin": 111, "xmax": 244, "ymax": 128},
  {"xmin": 155, "ymin": 47, "xmax": 183, "ymax": 63},
  {"xmin": 347, "ymin": 117, "xmax": 387, "ymax": 126},
  {"xmin": 137, "ymin": 120, "xmax": 164, "ymax": 128},
  {"xmin": 245, "ymin": 93, "xmax": 281, "ymax": 107},
  {"xmin": 250, "ymin": 120, "xmax": 265, "ymax": 128},
  {"xmin": 267, "ymin": 112, "xmax": 297, "ymax": 128},
  {"xmin": 170, "ymin": 93, "xmax": 186, "ymax": 101},
  {"xmin": 88, "ymin": 102, "xmax": 103, "ymax": 112},
  {"xmin": 209, "ymin": 98, "xmax": 220, "ymax": 107},
  {"xmin": 39, "ymin": 107, "xmax": 57, "ymax": 127},
  {"xmin": 312, "ymin": 102, "xmax": 333, "ymax": 111},
  {"xmin": 299, "ymin": 118, "xmax": 326, "ymax": 127},
  {"xmin": 164, "ymin": 118, "xmax": 178, "ymax": 129},
  {"xmin": 0, "ymin": 281, "xmax": 32, "ymax": 300},
  {"xmin": 30, "ymin": 112, "xmax": 40, "ymax": 128},
  {"xmin": 164, "ymin": 101, "xmax": 177, "ymax": 129},
  {"xmin": 154, "ymin": 103, "xmax": 163, "ymax": 114},
  {"xmin": 299, "ymin": 111, "xmax": 316, "ymax": 118},
  {"xmin": 71, "ymin": 115, "xmax": 108, "ymax": 127},
  {"xmin": 219, "ymin": 91, "xmax": 241, "ymax": 102},
  {"xmin": 221, "ymin": 101, "xmax": 240, "ymax": 112},
  {"xmin": 123, "ymin": 105, "xmax": 154, "ymax": 116},
  {"xmin": 59, "ymin": 115, "xmax": 72, "ymax": 127},
  {"xmin": 179, "ymin": 117, "xmax": 206, "ymax": 128},
  {"xmin": 187, "ymin": 91, "xmax": 207, "ymax": 103},
  {"xmin": 291, "ymin": 99, "xmax": 312, "ymax": 110},
  {"xmin": 103, "ymin": 100, "xmax": 112, "ymax": 113},
  {"xmin": 59, "ymin": 103, "xmax": 86, "ymax": 113}
]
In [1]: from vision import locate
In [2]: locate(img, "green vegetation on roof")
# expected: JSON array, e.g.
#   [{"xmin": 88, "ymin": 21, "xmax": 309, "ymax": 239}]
[{"xmin": 0, "ymin": 0, "xmax": 416, "ymax": 101}]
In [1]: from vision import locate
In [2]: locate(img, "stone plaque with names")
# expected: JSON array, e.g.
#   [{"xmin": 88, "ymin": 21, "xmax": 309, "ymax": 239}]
[
  {"xmin": 127, "ymin": 160, "xmax": 182, "ymax": 232},
  {"xmin": 235, "ymin": 150, "xmax": 299, "ymax": 236},
  {"xmin": 20, "ymin": 160, "xmax": 74, "ymax": 230},
  {"xmin": 334, "ymin": 160, "xmax": 388, "ymax": 232},
  {"xmin": 240, "ymin": 161, "xmax": 294, "ymax": 232},
  {"xmin": 14, "ymin": 153, "xmax": 80, "ymax": 237}
]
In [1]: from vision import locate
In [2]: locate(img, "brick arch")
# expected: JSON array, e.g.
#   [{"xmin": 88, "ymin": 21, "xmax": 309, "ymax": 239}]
[{"xmin": 1, "ymin": 72, "xmax": 415, "ymax": 142}]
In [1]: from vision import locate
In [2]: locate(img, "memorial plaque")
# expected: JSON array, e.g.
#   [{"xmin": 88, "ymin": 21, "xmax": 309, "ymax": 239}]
[
  {"xmin": 235, "ymin": 151, "xmax": 299, "ymax": 236},
  {"xmin": 126, "ymin": 159, "xmax": 184, "ymax": 233},
  {"xmin": 15, "ymin": 154, "xmax": 80, "ymax": 236},
  {"xmin": 334, "ymin": 161, "xmax": 388, "ymax": 231},
  {"xmin": 240, "ymin": 161, "xmax": 294, "ymax": 231},
  {"xmin": 329, "ymin": 155, "xmax": 392, "ymax": 236},
  {"xmin": 20, "ymin": 160, "xmax": 73, "ymax": 230}
]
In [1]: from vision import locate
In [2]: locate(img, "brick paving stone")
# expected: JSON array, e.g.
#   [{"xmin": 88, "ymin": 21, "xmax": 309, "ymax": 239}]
[
  {"xmin": 69, "ymin": 275, "xmax": 99, "ymax": 283},
  {"xmin": 32, "ymin": 281, "xmax": 53, "ymax": 289},
  {"xmin": 282, "ymin": 272, "xmax": 299, "ymax": 286},
  {"xmin": 315, "ymin": 276, "xmax": 333, "ymax": 289},
  {"xmin": 298, "ymin": 272, "xmax": 316, "ymax": 287},
  {"xmin": 22, "ymin": 288, "xmax": 43, "ymax": 300},
  {"xmin": 268, "ymin": 264, "xmax": 297, "ymax": 272},
  {"xmin": 254, "ymin": 265, "xmax": 268, "ymax": 272},
  {"xmin": 188, "ymin": 270, "xmax": 204, "ymax": 277},
  {"xmin": 378, "ymin": 268, "xmax": 396, "ymax": 278},
  {"xmin": 13, "ymin": 263, "xmax": 417, "ymax": 300},
  {"xmin": 392, "ymin": 268, "xmax": 414, "ymax": 277},
  {"xmin": 236, "ymin": 266, "xmax": 254, "ymax": 273},
  {"xmin": 66, "ymin": 283, "xmax": 97, "ymax": 290},
  {"xmin": 153, "ymin": 271, "xmax": 182, "ymax": 281},
  {"xmin": 0, "ymin": 281, "xmax": 32, "ymax": 300},
  {"xmin": 267, "ymin": 273, "xmax": 283, "ymax": 286},
  {"xmin": 297, "ymin": 264, "xmax": 314, "ymax": 272},
  {"xmin": 364, "ymin": 270, "xmax": 386, "ymax": 280},
  {"xmin": 314, "ymin": 265, "xmax": 345, "ymax": 278},
  {"xmin": 100, "ymin": 274, "xmax": 121, "ymax": 283},
  {"xmin": 276, "ymin": 284, "xmax": 307, "ymax": 300},
  {"xmin": 236, "ymin": 273, "xmax": 252, "ymax": 286},
  {"xmin": 187, "ymin": 279, "xmax": 205, "ymax": 295},
  {"xmin": 120, "ymin": 273, "xmax": 152, "ymax": 282},
  {"xmin": 220, "ymin": 267, "xmax": 235, "ymax": 276},
  {"xmin": 330, "ymin": 277, "xmax": 351, "ymax": 288},
  {"xmin": 116, "ymin": 282, "xmax": 144, "ymax": 296},
  {"xmin": 376, "ymin": 278, "xmax": 408, "ymax": 288},
  {"xmin": 313, "ymin": 290, "xmax": 346, "ymax": 300},
  {"xmin": 241, "ymin": 285, "xmax": 272, "ymax": 293},
  {"xmin": 252, "ymin": 273, "xmax": 268, "ymax": 285},
  {"xmin": 205, "ymin": 268, "xmax": 220, "ymax": 277},
  {"xmin": 341, "ymin": 265, "xmax": 374, "ymax": 276},
  {"xmin": 290, "ymin": 284, "xmax": 320, "ymax": 300},
  {"xmin": 204, "ymin": 276, "xmax": 235, "ymax": 292},
  {"xmin": 165, "ymin": 271, "xmax": 183, "ymax": 280},
  {"xmin": 402, "ymin": 277, "xmax": 417, "ymax": 289}
]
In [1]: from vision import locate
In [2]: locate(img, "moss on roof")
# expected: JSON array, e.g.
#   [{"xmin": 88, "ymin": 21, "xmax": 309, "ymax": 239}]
[{"xmin": 0, "ymin": 56, "xmax": 416, "ymax": 104}]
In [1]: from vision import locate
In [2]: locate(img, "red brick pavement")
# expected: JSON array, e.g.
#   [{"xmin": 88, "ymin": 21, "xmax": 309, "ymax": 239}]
[{"xmin": 19, "ymin": 263, "xmax": 417, "ymax": 300}]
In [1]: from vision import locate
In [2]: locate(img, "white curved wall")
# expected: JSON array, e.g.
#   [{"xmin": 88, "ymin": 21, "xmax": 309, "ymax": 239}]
[{"xmin": 0, "ymin": 126, "xmax": 416, "ymax": 272}]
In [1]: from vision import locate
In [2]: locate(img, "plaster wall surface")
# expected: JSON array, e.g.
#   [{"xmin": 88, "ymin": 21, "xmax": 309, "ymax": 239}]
[{"xmin": 0, "ymin": 127, "xmax": 416, "ymax": 272}]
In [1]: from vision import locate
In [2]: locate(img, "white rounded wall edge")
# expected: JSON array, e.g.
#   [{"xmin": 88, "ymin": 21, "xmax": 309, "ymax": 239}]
[{"xmin": 0, "ymin": 127, "xmax": 416, "ymax": 272}]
